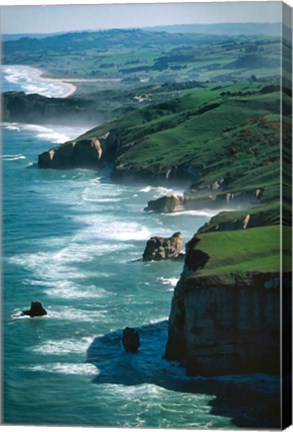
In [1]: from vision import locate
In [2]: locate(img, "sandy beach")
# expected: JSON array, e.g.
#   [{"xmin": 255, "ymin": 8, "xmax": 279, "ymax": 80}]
[
  {"xmin": 3, "ymin": 65, "xmax": 124, "ymax": 98},
  {"xmin": 35, "ymin": 68, "xmax": 77, "ymax": 98},
  {"xmin": 37, "ymin": 73, "xmax": 122, "ymax": 97}
]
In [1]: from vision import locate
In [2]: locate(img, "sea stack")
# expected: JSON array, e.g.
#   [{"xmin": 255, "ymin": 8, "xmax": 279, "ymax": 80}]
[
  {"xmin": 122, "ymin": 327, "xmax": 140, "ymax": 353},
  {"xmin": 22, "ymin": 301, "xmax": 47, "ymax": 317},
  {"xmin": 143, "ymin": 232, "xmax": 183, "ymax": 261}
]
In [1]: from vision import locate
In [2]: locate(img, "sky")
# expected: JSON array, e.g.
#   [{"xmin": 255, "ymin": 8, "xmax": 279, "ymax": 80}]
[{"xmin": 0, "ymin": 1, "xmax": 287, "ymax": 35}]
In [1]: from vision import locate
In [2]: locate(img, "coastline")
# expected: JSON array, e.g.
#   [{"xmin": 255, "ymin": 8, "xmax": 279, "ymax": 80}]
[
  {"xmin": 35, "ymin": 67, "xmax": 77, "ymax": 98},
  {"xmin": 3, "ymin": 64, "xmax": 77, "ymax": 98},
  {"xmin": 35, "ymin": 70, "xmax": 122, "ymax": 96},
  {"xmin": 4, "ymin": 65, "xmax": 121, "ymax": 98}
]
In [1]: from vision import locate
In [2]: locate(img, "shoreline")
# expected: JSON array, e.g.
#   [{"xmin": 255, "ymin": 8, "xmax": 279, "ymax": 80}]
[
  {"xmin": 4, "ymin": 64, "xmax": 122, "ymax": 98},
  {"xmin": 26, "ymin": 67, "xmax": 123, "ymax": 96},
  {"xmin": 3, "ymin": 64, "xmax": 77, "ymax": 98},
  {"xmin": 34, "ymin": 67, "xmax": 77, "ymax": 98}
]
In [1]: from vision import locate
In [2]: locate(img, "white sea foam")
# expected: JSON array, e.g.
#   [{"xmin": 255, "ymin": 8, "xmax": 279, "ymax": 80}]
[
  {"xmin": 21, "ymin": 124, "xmax": 51, "ymax": 133},
  {"xmin": 155, "ymin": 186, "xmax": 184, "ymax": 196},
  {"xmin": 4, "ymin": 123, "xmax": 21, "ymax": 131},
  {"xmin": 140, "ymin": 184, "xmax": 184, "ymax": 196},
  {"xmin": 3, "ymin": 65, "xmax": 76, "ymax": 98},
  {"xmin": 165, "ymin": 209, "xmax": 219, "ymax": 217},
  {"xmin": 45, "ymin": 283, "xmax": 110, "ymax": 300},
  {"xmin": 48, "ymin": 306, "xmax": 106, "ymax": 322},
  {"xmin": 1, "ymin": 154, "xmax": 26, "ymax": 161},
  {"xmin": 35, "ymin": 131, "xmax": 71, "ymax": 143},
  {"xmin": 139, "ymin": 186, "xmax": 152, "ymax": 192},
  {"xmin": 8, "ymin": 239, "xmax": 129, "ymax": 271},
  {"xmin": 30, "ymin": 124, "xmax": 87, "ymax": 143},
  {"xmin": 3, "ymin": 122, "xmax": 87, "ymax": 143},
  {"xmin": 22, "ymin": 362, "xmax": 98, "ymax": 375},
  {"xmin": 82, "ymin": 185, "xmax": 123, "ymax": 201},
  {"xmin": 157, "ymin": 277, "xmax": 178, "ymax": 287},
  {"xmin": 32, "ymin": 337, "xmax": 93, "ymax": 355},
  {"xmin": 82, "ymin": 196, "xmax": 123, "ymax": 203},
  {"xmin": 73, "ymin": 215, "xmax": 152, "ymax": 242},
  {"xmin": 147, "ymin": 317, "xmax": 169, "ymax": 325},
  {"xmin": 8, "ymin": 230, "xmax": 133, "ymax": 301},
  {"xmin": 11, "ymin": 310, "xmax": 41, "ymax": 320},
  {"xmin": 111, "ymin": 225, "xmax": 151, "ymax": 241},
  {"xmin": 11, "ymin": 305, "xmax": 104, "ymax": 322},
  {"xmin": 91, "ymin": 177, "xmax": 102, "ymax": 184}
]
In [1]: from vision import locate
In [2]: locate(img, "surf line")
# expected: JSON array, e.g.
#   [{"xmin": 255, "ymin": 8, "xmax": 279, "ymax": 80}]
[
  {"xmin": 4, "ymin": 65, "xmax": 77, "ymax": 98},
  {"xmin": 30, "ymin": 67, "xmax": 77, "ymax": 98}
]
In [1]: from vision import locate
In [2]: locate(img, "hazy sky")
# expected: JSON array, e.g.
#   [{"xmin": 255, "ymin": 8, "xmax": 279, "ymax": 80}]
[{"xmin": 0, "ymin": 1, "xmax": 284, "ymax": 35}]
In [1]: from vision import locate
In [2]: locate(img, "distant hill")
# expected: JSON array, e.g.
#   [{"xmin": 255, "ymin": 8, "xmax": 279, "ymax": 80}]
[
  {"xmin": 3, "ymin": 27, "xmax": 282, "ymax": 83},
  {"xmin": 145, "ymin": 22, "xmax": 282, "ymax": 36},
  {"xmin": 1, "ymin": 32, "xmax": 66, "ymax": 42},
  {"xmin": 2, "ymin": 22, "xmax": 283, "ymax": 43}
]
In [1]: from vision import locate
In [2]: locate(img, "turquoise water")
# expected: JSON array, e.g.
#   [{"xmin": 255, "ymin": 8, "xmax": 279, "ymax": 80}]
[{"xmin": 2, "ymin": 67, "xmax": 280, "ymax": 429}]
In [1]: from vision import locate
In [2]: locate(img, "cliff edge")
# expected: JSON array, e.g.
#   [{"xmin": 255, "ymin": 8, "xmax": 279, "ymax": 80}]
[
  {"xmin": 38, "ymin": 130, "xmax": 120, "ymax": 169},
  {"xmin": 164, "ymin": 225, "xmax": 292, "ymax": 376}
]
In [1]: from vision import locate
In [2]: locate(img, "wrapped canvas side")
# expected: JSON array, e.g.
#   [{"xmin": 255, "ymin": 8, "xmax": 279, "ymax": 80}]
[{"xmin": 282, "ymin": 2, "xmax": 292, "ymax": 429}]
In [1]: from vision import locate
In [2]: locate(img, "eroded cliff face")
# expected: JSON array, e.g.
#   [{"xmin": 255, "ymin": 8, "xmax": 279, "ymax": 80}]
[
  {"xmin": 38, "ymin": 130, "xmax": 120, "ymax": 169},
  {"xmin": 164, "ymin": 240, "xmax": 289, "ymax": 376}
]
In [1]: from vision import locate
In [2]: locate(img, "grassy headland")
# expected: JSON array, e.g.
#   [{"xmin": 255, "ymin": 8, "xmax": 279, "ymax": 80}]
[
  {"xmin": 73, "ymin": 81, "xmax": 291, "ymax": 206},
  {"xmin": 186, "ymin": 225, "xmax": 291, "ymax": 283},
  {"xmin": 5, "ymin": 26, "xmax": 291, "ymax": 286}
]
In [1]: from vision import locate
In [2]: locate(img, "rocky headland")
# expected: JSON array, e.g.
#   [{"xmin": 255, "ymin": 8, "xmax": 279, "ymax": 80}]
[
  {"xmin": 164, "ymin": 224, "xmax": 292, "ymax": 376},
  {"xmin": 38, "ymin": 130, "xmax": 119, "ymax": 169},
  {"xmin": 34, "ymin": 78, "xmax": 291, "ymax": 379}
]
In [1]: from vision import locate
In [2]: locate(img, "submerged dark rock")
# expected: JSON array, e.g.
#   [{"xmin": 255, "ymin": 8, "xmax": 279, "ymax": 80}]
[
  {"xmin": 143, "ymin": 232, "xmax": 183, "ymax": 261},
  {"xmin": 122, "ymin": 327, "xmax": 140, "ymax": 353},
  {"xmin": 22, "ymin": 301, "xmax": 47, "ymax": 317}
]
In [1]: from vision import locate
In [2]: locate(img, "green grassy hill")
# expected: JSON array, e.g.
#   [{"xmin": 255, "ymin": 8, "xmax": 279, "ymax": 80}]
[
  {"xmin": 3, "ymin": 28, "xmax": 281, "ymax": 83},
  {"xmin": 185, "ymin": 225, "xmax": 291, "ymax": 285},
  {"xmin": 75, "ymin": 81, "xmax": 291, "ymax": 208}
]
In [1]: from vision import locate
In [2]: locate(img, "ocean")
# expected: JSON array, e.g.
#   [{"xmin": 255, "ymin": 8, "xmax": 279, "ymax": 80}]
[{"xmin": 2, "ymin": 65, "xmax": 280, "ymax": 429}]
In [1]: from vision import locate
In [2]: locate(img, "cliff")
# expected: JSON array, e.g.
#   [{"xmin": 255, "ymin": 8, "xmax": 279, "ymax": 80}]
[
  {"xmin": 36, "ymin": 82, "xmax": 291, "ymax": 207},
  {"xmin": 164, "ymin": 225, "xmax": 292, "ymax": 376},
  {"xmin": 38, "ymin": 130, "xmax": 120, "ymax": 169}
]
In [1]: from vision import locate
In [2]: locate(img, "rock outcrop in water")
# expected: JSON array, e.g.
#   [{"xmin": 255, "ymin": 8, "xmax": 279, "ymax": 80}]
[
  {"xmin": 122, "ymin": 327, "xmax": 140, "ymax": 353},
  {"xmin": 145, "ymin": 189, "xmax": 263, "ymax": 213},
  {"xmin": 144, "ymin": 195, "xmax": 185, "ymax": 213},
  {"xmin": 22, "ymin": 301, "xmax": 47, "ymax": 317},
  {"xmin": 38, "ymin": 130, "xmax": 120, "ymax": 169},
  {"xmin": 143, "ymin": 232, "xmax": 183, "ymax": 261}
]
